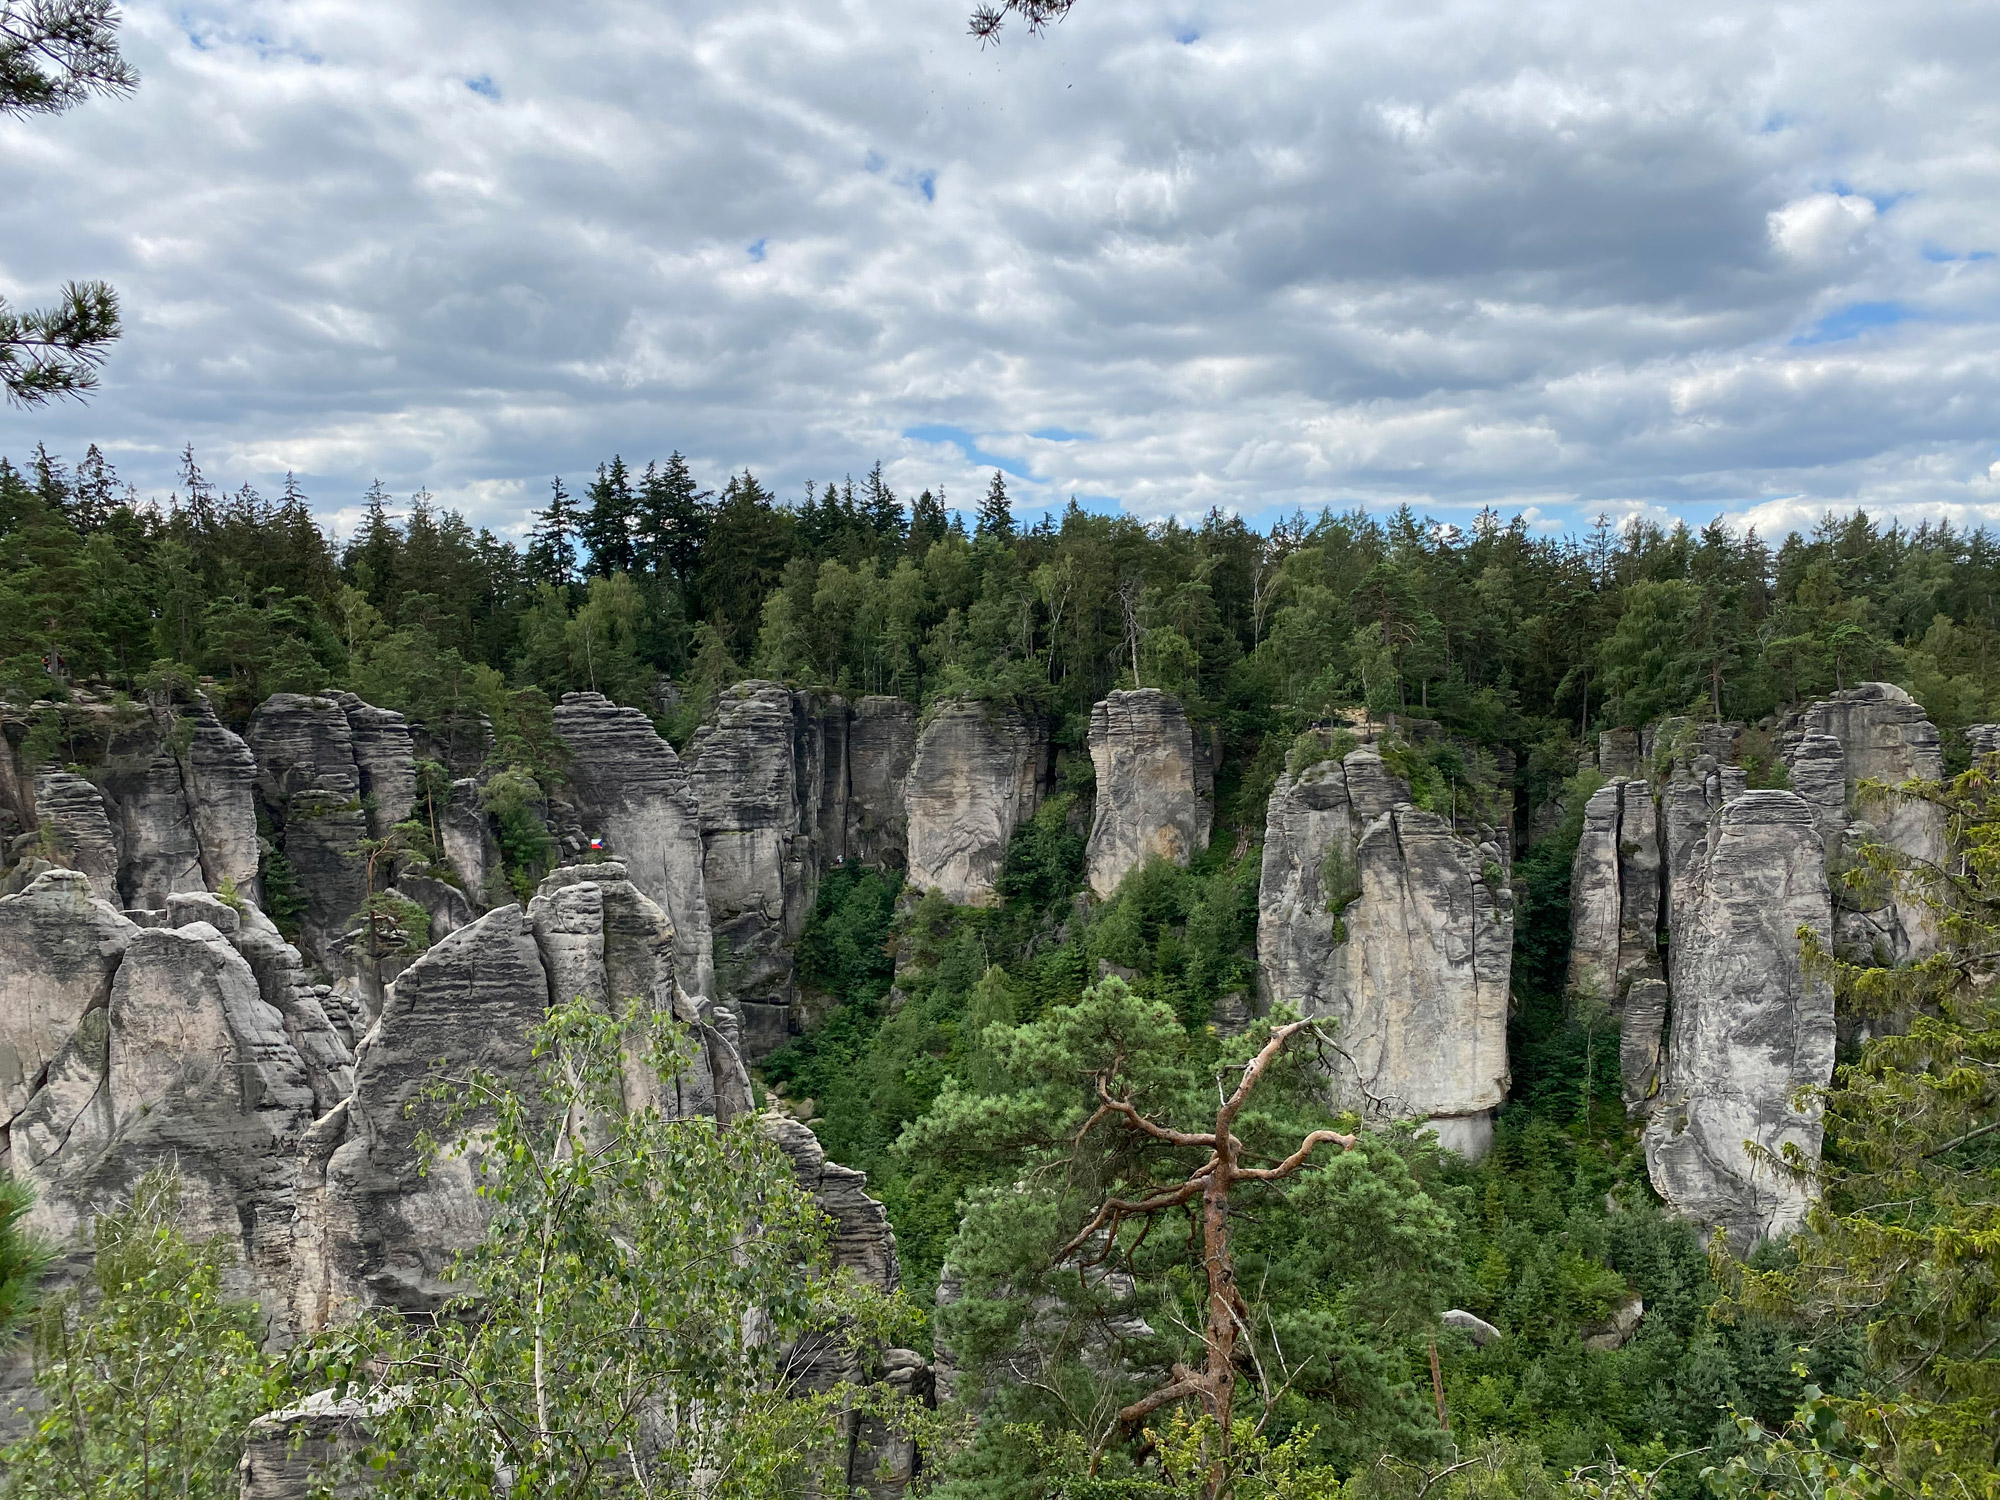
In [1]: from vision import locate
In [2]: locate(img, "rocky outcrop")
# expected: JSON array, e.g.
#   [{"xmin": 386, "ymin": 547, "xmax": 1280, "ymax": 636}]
[
  {"xmin": 1258, "ymin": 745, "xmax": 1511, "ymax": 1157},
  {"xmin": 1643, "ymin": 791, "xmax": 1834, "ymax": 1249},
  {"xmin": 0, "ymin": 868, "xmax": 135, "ymax": 1155},
  {"xmin": 176, "ymin": 699, "xmax": 263, "ymax": 897},
  {"xmin": 1778, "ymin": 683, "xmax": 1947, "ymax": 963},
  {"xmin": 10, "ymin": 887, "xmax": 330, "ymax": 1327},
  {"xmin": 1566, "ymin": 778, "xmax": 1661, "ymax": 1003},
  {"xmin": 1083, "ymin": 689, "xmax": 1213, "ymax": 899},
  {"xmin": 904, "ymin": 701, "xmax": 1048, "ymax": 906},
  {"xmin": 248, "ymin": 694, "xmax": 420, "ymax": 966},
  {"xmin": 31, "ymin": 769, "xmax": 122, "ymax": 901},
  {"xmin": 688, "ymin": 683, "xmax": 827, "ymax": 1055},
  {"xmin": 844, "ymin": 696, "xmax": 917, "ymax": 868},
  {"xmin": 290, "ymin": 864, "xmax": 750, "ymax": 1330},
  {"xmin": 553, "ymin": 693, "xmax": 715, "ymax": 1009}
]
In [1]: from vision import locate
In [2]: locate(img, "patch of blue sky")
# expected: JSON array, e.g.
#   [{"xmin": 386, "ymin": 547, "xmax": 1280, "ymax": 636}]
[
  {"xmin": 1030, "ymin": 427, "xmax": 1093, "ymax": 442},
  {"xmin": 467, "ymin": 74, "xmax": 500, "ymax": 99},
  {"xmin": 1922, "ymin": 244, "xmax": 1995, "ymax": 263},
  {"xmin": 905, "ymin": 425, "xmax": 1032, "ymax": 479},
  {"xmin": 864, "ymin": 150, "xmax": 886, "ymax": 173},
  {"xmin": 896, "ymin": 169, "xmax": 937, "ymax": 202},
  {"xmin": 1175, "ymin": 26, "xmax": 1201, "ymax": 43},
  {"xmin": 747, "ymin": 238, "xmax": 768, "ymax": 262},
  {"xmin": 1792, "ymin": 301, "xmax": 1913, "ymax": 346}
]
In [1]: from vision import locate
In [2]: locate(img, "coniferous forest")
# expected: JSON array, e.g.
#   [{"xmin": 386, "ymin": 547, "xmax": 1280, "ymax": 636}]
[{"xmin": 1, "ymin": 440, "xmax": 1997, "ymax": 1500}]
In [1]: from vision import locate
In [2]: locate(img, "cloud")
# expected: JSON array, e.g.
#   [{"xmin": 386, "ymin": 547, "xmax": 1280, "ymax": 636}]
[{"xmin": 1, "ymin": 0, "xmax": 1998, "ymax": 540}]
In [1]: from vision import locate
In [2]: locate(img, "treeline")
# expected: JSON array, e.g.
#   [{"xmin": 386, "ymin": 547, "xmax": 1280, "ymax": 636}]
[{"xmin": 10, "ymin": 440, "xmax": 2000, "ymax": 787}]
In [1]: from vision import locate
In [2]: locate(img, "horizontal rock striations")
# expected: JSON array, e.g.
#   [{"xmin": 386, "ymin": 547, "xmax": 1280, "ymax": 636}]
[
  {"xmin": 1083, "ymin": 689, "xmax": 1213, "ymax": 899},
  {"xmin": 554, "ymin": 692, "xmax": 716, "ymax": 1010},
  {"xmin": 904, "ymin": 700, "xmax": 1049, "ymax": 906},
  {"xmin": 1258, "ymin": 744, "xmax": 1511, "ymax": 1157},
  {"xmin": 1642, "ymin": 791, "xmax": 1834, "ymax": 1249}
]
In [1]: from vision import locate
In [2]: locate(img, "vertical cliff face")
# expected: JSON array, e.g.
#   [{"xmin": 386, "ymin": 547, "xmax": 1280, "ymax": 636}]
[
  {"xmin": 844, "ymin": 695, "xmax": 917, "ymax": 868},
  {"xmin": 552, "ymin": 691, "xmax": 716, "ymax": 1010},
  {"xmin": 1643, "ymin": 791, "xmax": 1835, "ymax": 1249},
  {"xmin": 247, "ymin": 693, "xmax": 420, "ymax": 965},
  {"xmin": 1, "ymin": 871, "xmax": 339, "ymax": 1329},
  {"xmin": 688, "ymin": 683, "xmax": 827, "ymax": 1056},
  {"xmin": 1257, "ymin": 745, "xmax": 1512, "ymax": 1157},
  {"xmin": 1779, "ymin": 683, "xmax": 1946, "ymax": 963},
  {"xmin": 1566, "ymin": 778, "xmax": 1661, "ymax": 1003},
  {"xmin": 904, "ymin": 701, "xmax": 1049, "ymax": 906},
  {"xmin": 1083, "ymin": 689, "xmax": 1213, "ymax": 899}
]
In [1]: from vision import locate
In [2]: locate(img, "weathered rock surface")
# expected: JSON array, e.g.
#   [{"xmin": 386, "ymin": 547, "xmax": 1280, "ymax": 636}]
[
  {"xmin": 238, "ymin": 1387, "xmax": 403, "ymax": 1499},
  {"xmin": 688, "ymin": 683, "xmax": 826, "ymax": 1054},
  {"xmin": 0, "ymin": 868, "xmax": 134, "ymax": 1149},
  {"xmin": 844, "ymin": 695, "xmax": 917, "ymax": 868},
  {"xmin": 904, "ymin": 701, "xmax": 1048, "ymax": 906},
  {"xmin": 248, "ymin": 694, "xmax": 420, "ymax": 966},
  {"xmin": 31, "ymin": 769, "xmax": 122, "ymax": 901},
  {"xmin": 177, "ymin": 698, "xmax": 263, "ymax": 898},
  {"xmin": 17, "ymin": 908, "xmax": 324, "ymax": 1325},
  {"xmin": 1967, "ymin": 723, "xmax": 2000, "ymax": 759},
  {"xmin": 1566, "ymin": 778, "xmax": 1661, "ymax": 1004},
  {"xmin": 553, "ymin": 692, "xmax": 716, "ymax": 1007},
  {"xmin": 1779, "ymin": 683, "xmax": 1947, "ymax": 963},
  {"xmin": 1643, "ymin": 791, "xmax": 1835, "ymax": 1248},
  {"xmin": 1258, "ymin": 746, "xmax": 1512, "ymax": 1156},
  {"xmin": 95, "ymin": 725, "xmax": 206, "ymax": 909},
  {"xmin": 1083, "ymin": 689, "xmax": 1213, "ymax": 899}
]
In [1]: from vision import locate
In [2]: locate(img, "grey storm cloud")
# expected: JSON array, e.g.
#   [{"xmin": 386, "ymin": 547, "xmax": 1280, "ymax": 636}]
[{"xmin": 1, "ymin": 0, "xmax": 1997, "ymax": 539}]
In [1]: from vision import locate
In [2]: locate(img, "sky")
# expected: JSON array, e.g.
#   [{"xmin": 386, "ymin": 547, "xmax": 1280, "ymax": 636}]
[{"xmin": 2, "ymin": 0, "xmax": 1998, "ymax": 545}]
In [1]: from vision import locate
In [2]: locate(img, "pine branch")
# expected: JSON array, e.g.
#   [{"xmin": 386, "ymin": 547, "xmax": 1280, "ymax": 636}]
[{"xmin": 0, "ymin": 280, "xmax": 121, "ymax": 405}]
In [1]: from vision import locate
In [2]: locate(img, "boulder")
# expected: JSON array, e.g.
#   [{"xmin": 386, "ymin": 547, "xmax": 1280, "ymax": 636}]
[
  {"xmin": 552, "ymin": 693, "xmax": 716, "ymax": 1008},
  {"xmin": 1643, "ymin": 791, "xmax": 1835, "ymax": 1249},
  {"xmin": 1083, "ymin": 689, "xmax": 1213, "ymax": 899},
  {"xmin": 904, "ymin": 701, "xmax": 1048, "ymax": 906},
  {"xmin": 1441, "ymin": 1309, "xmax": 1501, "ymax": 1347},
  {"xmin": 1258, "ymin": 746, "xmax": 1511, "ymax": 1157}
]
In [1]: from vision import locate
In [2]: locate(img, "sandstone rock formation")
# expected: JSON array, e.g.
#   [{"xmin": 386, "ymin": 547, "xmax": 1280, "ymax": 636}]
[
  {"xmin": 1083, "ymin": 689, "xmax": 1213, "ymax": 899},
  {"xmin": 290, "ymin": 863, "xmax": 749, "ymax": 1330},
  {"xmin": 553, "ymin": 693, "xmax": 715, "ymax": 1008},
  {"xmin": 1258, "ymin": 744, "xmax": 1512, "ymax": 1157},
  {"xmin": 30, "ymin": 769, "xmax": 121, "ymax": 901},
  {"xmin": 688, "ymin": 683, "xmax": 826, "ymax": 1054},
  {"xmin": 904, "ymin": 701, "xmax": 1048, "ymax": 906},
  {"xmin": 248, "ymin": 693, "xmax": 420, "ymax": 965},
  {"xmin": 1566, "ymin": 778, "xmax": 1660, "ymax": 1003},
  {"xmin": 4, "ymin": 873, "xmax": 336, "ymax": 1330},
  {"xmin": 1643, "ymin": 791, "xmax": 1834, "ymax": 1248},
  {"xmin": 843, "ymin": 695, "xmax": 917, "ymax": 868},
  {"xmin": 1779, "ymin": 683, "xmax": 1946, "ymax": 963}
]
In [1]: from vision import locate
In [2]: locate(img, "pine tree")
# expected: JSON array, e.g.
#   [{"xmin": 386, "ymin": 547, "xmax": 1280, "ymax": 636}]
[
  {"xmin": 976, "ymin": 469, "xmax": 1014, "ymax": 540},
  {"xmin": 345, "ymin": 479, "xmax": 401, "ymax": 608},
  {"xmin": 632, "ymin": 451, "xmax": 710, "ymax": 593},
  {"xmin": 909, "ymin": 487, "xmax": 948, "ymax": 557},
  {"xmin": 526, "ymin": 476, "xmax": 582, "ymax": 589},
  {"xmin": 862, "ymin": 460, "xmax": 905, "ymax": 551},
  {"xmin": 580, "ymin": 456, "xmax": 635, "ymax": 576}
]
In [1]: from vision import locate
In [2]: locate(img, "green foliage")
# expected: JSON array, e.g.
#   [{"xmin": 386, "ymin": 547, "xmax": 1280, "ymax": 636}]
[
  {"xmin": 0, "ymin": 1175, "xmax": 50, "ymax": 1348},
  {"xmin": 0, "ymin": 1171, "xmax": 282, "ymax": 1500},
  {"xmin": 356, "ymin": 997, "xmax": 911, "ymax": 1499},
  {"xmin": 481, "ymin": 765, "xmax": 553, "ymax": 901}
]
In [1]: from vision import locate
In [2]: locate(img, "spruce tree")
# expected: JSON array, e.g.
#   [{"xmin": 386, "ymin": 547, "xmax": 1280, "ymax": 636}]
[
  {"xmin": 632, "ymin": 450, "xmax": 710, "ymax": 594},
  {"xmin": 580, "ymin": 455, "xmax": 635, "ymax": 576},
  {"xmin": 526, "ymin": 476, "xmax": 582, "ymax": 589},
  {"xmin": 863, "ymin": 459, "xmax": 905, "ymax": 551},
  {"xmin": 909, "ymin": 487, "xmax": 948, "ymax": 557},
  {"xmin": 976, "ymin": 469, "xmax": 1014, "ymax": 540}
]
